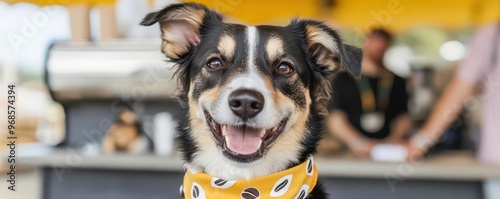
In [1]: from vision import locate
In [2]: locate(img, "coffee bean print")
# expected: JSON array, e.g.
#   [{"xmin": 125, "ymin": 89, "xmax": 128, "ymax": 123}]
[
  {"xmin": 294, "ymin": 184, "xmax": 310, "ymax": 199},
  {"xmin": 192, "ymin": 186, "xmax": 199, "ymax": 198},
  {"xmin": 306, "ymin": 157, "xmax": 313, "ymax": 176},
  {"xmin": 270, "ymin": 174, "xmax": 293, "ymax": 197},
  {"xmin": 214, "ymin": 179, "xmax": 227, "ymax": 186},
  {"xmin": 210, "ymin": 178, "xmax": 236, "ymax": 189},
  {"xmin": 191, "ymin": 182, "xmax": 206, "ymax": 199},
  {"xmin": 241, "ymin": 187, "xmax": 260, "ymax": 199},
  {"xmin": 275, "ymin": 179, "xmax": 288, "ymax": 192},
  {"xmin": 296, "ymin": 190, "xmax": 306, "ymax": 199}
]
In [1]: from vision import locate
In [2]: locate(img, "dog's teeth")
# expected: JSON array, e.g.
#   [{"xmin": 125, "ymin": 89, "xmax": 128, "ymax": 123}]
[
  {"xmin": 224, "ymin": 135, "xmax": 230, "ymax": 146},
  {"xmin": 222, "ymin": 125, "xmax": 228, "ymax": 136},
  {"xmin": 258, "ymin": 140, "xmax": 262, "ymax": 147},
  {"xmin": 260, "ymin": 130, "xmax": 266, "ymax": 137}
]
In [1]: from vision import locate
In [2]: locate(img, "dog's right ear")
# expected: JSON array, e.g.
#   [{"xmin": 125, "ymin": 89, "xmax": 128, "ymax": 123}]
[{"xmin": 140, "ymin": 3, "xmax": 223, "ymax": 60}]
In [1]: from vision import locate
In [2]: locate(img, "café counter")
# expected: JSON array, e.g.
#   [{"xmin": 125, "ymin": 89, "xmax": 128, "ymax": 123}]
[{"xmin": 9, "ymin": 144, "xmax": 499, "ymax": 199}]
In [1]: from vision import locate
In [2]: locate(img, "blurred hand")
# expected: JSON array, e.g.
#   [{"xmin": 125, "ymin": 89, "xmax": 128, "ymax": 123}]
[
  {"xmin": 348, "ymin": 139, "xmax": 377, "ymax": 157},
  {"xmin": 406, "ymin": 134, "xmax": 434, "ymax": 161},
  {"xmin": 405, "ymin": 141, "xmax": 423, "ymax": 161}
]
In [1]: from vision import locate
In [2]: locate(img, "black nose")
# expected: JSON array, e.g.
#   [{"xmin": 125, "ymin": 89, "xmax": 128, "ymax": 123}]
[{"xmin": 228, "ymin": 89, "xmax": 264, "ymax": 120}]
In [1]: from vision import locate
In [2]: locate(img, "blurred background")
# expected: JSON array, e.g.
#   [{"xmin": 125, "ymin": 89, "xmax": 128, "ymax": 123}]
[{"xmin": 0, "ymin": 0, "xmax": 499, "ymax": 199}]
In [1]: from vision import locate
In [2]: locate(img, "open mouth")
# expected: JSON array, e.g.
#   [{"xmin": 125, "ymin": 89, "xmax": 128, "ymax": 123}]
[{"xmin": 205, "ymin": 111, "xmax": 288, "ymax": 163}]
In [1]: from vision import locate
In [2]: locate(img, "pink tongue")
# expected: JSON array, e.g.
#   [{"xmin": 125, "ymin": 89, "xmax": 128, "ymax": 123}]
[{"xmin": 225, "ymin": 126, "xmax": 262, "ymax": 155}]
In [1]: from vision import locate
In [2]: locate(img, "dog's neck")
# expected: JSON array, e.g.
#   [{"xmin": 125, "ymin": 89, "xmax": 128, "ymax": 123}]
[{"xmin": 186, "ymin": 150, "xmax": 307, "ymax": 180}]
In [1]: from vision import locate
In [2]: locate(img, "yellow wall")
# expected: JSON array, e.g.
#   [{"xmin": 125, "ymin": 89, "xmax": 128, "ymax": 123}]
[
  {"xmin": 7, "ymin": 0, "xmax": 499, "ymax": 32},
  {"xmin": 188, "ymin": 0, "xmax": 321, "ymax": 25},
  {"xmin": 190, "ymin": 0, "xmax": 499, "ymax": 32},
  {"xmin": 332, "ymin": 0, "xmax": 500, "ymax": 33},
  {"xmin": 4, "ymin": 0, "xmax": 116, "ymax": 6}
]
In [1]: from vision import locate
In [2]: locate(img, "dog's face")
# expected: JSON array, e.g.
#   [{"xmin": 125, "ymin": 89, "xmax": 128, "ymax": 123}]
[{"xmin": 142, "ymin": 3, "xmax": 361, "ymax": 179}]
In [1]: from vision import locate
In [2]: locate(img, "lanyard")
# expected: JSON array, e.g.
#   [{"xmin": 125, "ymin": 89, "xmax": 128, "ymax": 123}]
[{"xmin": 358, "ymin": 69, "xmax": 394, "ymax": 113}]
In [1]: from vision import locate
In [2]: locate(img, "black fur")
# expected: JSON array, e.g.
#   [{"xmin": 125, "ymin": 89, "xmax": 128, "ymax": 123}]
[
  {"xmin": 141, "ymin": 3, "xmax": 224, "ymax": 105},
  {"xmin": 175, "ymin": 109, "xmax": 198, "ymax": 163},
  {"xmin": 308, "ymin": 182, "xmax": 329, "ymax": 199},
  {"xmin": 286, "ymin": 19, "xmax": 362, "ymax": 117},
  {"xmin": 142, "ymin": 3, "xmax": 362, "ymax": 198}
]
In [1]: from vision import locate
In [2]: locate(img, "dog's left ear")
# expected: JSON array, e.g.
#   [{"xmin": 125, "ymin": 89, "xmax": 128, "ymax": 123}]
[
  {"xmin": 292, "ymin": 20, "xmax": 362, "ymax": 78},
  {"xmin": 140, "ymin": 3, "xmax": 223, "ymax": 60},
  {"xmin": 289, "ymin": 20, "xmax": 362, "ymax": 114}
]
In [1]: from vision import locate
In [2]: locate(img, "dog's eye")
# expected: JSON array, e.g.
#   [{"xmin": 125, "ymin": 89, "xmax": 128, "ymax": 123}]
[
  {"xmin": 206, "ymin": 58, "xmax": 223, "ymax": 70},
  {"xmin": 275, "ymin": 62, "xmax": 294, "ymax": 76}
]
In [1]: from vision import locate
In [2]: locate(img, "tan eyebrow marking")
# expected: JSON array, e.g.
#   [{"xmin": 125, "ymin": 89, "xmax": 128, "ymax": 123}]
[
  {"xmin": 217, "ymin": 34, "xmax": 236, "ymax": 60},
  {"xmin": 266, "ymin": 37, "xmax": 284, "ymax": 61}
]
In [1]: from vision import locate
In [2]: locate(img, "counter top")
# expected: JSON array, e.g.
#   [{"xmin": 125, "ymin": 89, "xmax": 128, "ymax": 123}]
[
  {"xmin": 315, "ymin": 152, "xmax": 500, "ymax": 181},
  {"xmin": 6, "ymin": 144, "xmax": 500, "ymax": 181}
]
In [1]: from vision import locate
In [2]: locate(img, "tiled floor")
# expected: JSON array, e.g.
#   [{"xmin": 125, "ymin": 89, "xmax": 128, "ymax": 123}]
[{"xmin": 0, "ymin": 169, "xmax": 40, "ymax": 199}]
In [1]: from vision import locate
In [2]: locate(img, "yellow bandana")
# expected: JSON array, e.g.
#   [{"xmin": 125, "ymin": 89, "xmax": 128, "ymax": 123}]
[{"xmin": 182, "ymin": 157, "xmax": 318, "ymax": 199}]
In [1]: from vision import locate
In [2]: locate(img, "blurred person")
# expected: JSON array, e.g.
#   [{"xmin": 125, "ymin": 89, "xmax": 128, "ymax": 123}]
[
  {"xmin": 326, "ymin": 28, "xmax": 412, "ymax": 157},
  {"xmin": 407, "ymin": 22, "xmax": 500, "ymax": 164}
]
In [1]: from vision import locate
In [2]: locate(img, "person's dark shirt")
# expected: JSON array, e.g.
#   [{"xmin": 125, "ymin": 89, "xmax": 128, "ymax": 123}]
[{"xmin": 328, "ymin": 72, "xmax": 408, "ymax": 139}]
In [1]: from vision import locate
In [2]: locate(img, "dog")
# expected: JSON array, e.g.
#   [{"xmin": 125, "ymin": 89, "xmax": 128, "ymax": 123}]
[{"xmin": 141, "ymin": 3, "xmax": 361, "ymax": 199}]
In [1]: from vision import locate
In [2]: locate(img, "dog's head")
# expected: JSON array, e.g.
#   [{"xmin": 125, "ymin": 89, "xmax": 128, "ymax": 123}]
[{"xmin": 142, "ymin": 3, "xmax": 361, "ymax": 179}]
